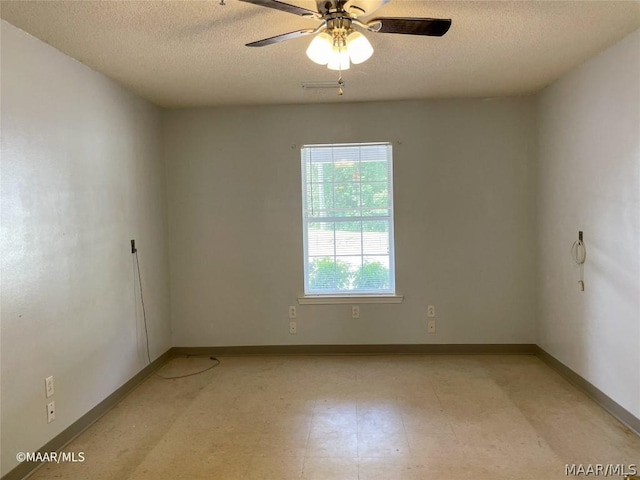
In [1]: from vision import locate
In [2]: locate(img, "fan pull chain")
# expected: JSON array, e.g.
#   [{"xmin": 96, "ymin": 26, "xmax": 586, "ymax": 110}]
[{"xmin": 337, "ymin": 45, "xmax": 344, "ymax": 96}]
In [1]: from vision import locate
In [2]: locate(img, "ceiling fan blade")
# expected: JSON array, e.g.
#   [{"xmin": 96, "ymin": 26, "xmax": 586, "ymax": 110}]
[
  {"xmin": 246, "ymin": 28, "xmax": 316, "ymax": 47},
  {"xmin": 239, "ymin": 0, "xmax": 318, "ymax": 17},
  {"xmin": 368, "ymin": 17, "xmax": 452, "ymax": 36}
]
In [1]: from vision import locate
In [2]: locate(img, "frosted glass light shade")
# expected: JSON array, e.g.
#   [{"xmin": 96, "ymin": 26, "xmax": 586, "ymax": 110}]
[
  {"xmin": 327, "ymin": 46, "xmax": 350, "ymax": 71},
  {"xmin": 346, "ymin": 31, "xmax": 373, "ymax": 64},
  {"xmin": 306, "ymin": 32, "xmax": 333, "ymax": 65}
]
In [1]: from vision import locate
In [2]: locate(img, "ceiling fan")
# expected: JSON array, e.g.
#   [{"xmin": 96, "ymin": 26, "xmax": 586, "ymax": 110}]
[{"xmin": 239, "ymin": 0, "xmax": 451, "ymax": 71}]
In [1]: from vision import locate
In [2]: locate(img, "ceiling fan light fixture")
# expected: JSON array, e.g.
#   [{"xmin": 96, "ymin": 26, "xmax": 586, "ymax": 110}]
[
  {"xmin": 306, "ymin": 32, "xmax": 333, "ymax": 65},
  {"xmin": 346, "ymin": 31, "xmax": 373, "ymax": 64},
  {"xmin": 327, "ymin": 45, "xmax": 350, "ymax": 71},
  {"xmin": 242, "ymin": 0, "xmax": 452, "ymax": 74}
]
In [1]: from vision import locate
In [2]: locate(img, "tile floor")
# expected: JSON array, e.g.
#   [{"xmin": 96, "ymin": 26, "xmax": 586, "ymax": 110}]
[{"xmin": 29, "ymin": 355, "xmax": 640, "ymax": 479}]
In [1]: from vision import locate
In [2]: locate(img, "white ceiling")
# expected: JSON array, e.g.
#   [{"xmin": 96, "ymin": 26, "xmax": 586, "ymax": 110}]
[{"xmin": 1, "ymin": 0, "xmax": 638, "ymax": 107}]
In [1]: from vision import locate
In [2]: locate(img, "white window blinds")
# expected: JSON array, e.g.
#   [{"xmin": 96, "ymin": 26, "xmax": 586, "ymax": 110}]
[{"xmin": 301, "ymin": 142, "xmax": 395, "ymax": 295}]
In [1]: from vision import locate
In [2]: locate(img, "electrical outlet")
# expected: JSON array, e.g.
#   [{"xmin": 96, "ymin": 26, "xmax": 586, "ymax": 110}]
[
  {"xmin": 45, "ymin": 376, "xmax": 54, "ymax": 398},
  {"xmin": 289, "ymin": 321, "xmax": 297, "ymax": 335},
  {"xmin": 47, "ymin": 401, "xmax": 55, "ymax": 423},
  {"xmin": 351, "ymin": 306, "xmax": 360, "ymax": 319},
  {"xmin": 288, "ymin": 306, "xmax": 297, "ymax": 319},
  {"xmin": 427, "ymin": 319, "xmax": 436, "ymax": 334},
  {"xmin": 427, "ymin": 305, "xmax": 436, "ymax": 317}
]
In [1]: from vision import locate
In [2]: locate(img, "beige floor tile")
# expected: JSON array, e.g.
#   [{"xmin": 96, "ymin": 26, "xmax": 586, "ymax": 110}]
[
  {"xmin": 128, "ymin": 452, "xmax": 250, "ymax": 480},
  {"xmin": 401, "ymin": 410, "xmax": 454, "ymax": 436},
  {"xmin": 25, "ymin": 355, "xmax": 640, "ymax": 480},
  {"xmin": 301, "ymin": 456, "xmax": 358, "ymax": 480},
  {"xmin": 260, "ymin": 413, "xmax": 314, "ymax": 436},
  {"xmin": 255, "ymin": 432, "xmax": 309, "ymax": 457},
  {"xmin": 358, "ymin": 431, "xmax": 411, "ymax": 458},
  {"xmin": 405, "ymin": 431, "xmax": 466, "ymax": 471},
  {"xmin": 358, "ymin": 403, "xmax": 405, "ymax": 435},
  {"xmin": 244, "ymin": 455, "xmax": 305, "ymax": 480},
  {"xmin": 311, "ymin": 411, "xmax": 358, "ymax": 432},
  {"xmin": 306, "ymin": 429, "xmax": 358, "ymax": 457},
  {"xmin": 358, "ymin": 458, "xmax": 428, "ymax": 480},
  {"xmin": 359, "ymin": 458, "xmax": 471, "ymax": 480},
  {"xmin": 313, "ymin": 396, "xmax": 357, "ymax": 415}
]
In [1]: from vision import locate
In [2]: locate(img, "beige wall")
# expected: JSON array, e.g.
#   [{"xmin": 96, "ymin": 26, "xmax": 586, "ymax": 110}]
[
  {"xmin": 536, "ymin": 30, "xmax": 640, "ymax": 418},
  {"xmin": 0, "ymin": 21, "xmax": 171, "ymax": 476},
  {"xmin": 163, "ymin": 98, "xmax": 538, "ymax": 347}
]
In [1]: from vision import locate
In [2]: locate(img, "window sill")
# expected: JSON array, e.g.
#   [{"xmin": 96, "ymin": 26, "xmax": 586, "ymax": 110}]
[{"xmin": 297, "ymin": 295, "xmax": 404, "ymax": 305}]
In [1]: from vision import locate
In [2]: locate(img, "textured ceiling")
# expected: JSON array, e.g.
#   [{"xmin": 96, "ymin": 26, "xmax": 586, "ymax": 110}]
[{"xmin": 1, "ymin": 0, "xmax": 639, "ymax": 107}]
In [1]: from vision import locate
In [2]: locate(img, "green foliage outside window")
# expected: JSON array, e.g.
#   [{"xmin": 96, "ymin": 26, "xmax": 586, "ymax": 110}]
[
  {"xmin": 308, "ymin": 257, "xmax": 352, "ymax": 291},
  {"xmin": 308, "ymin": 258, "xmax": 389, "ymax": 292},
  {"xmin": 352, "ymin": 261, "xmax": 390, "ymax": 290}
]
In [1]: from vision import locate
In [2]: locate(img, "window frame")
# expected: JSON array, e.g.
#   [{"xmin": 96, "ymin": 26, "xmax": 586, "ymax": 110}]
[{"xmin": 300, "ymin": 141, "xmax": 398, "ymax": 299}]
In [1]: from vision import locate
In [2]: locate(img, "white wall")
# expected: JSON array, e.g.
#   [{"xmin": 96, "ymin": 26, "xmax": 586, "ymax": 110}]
[
  {"xmin": 537, "ymin": 30, "xmax": 640, "ymax": 418},
  {"xmin": 163, "ymin": 98, "xmax": 537, "ymax": 347},
  {"xmin": 0, "ymin": 21, "xmax": 172, "ymax": 476}
]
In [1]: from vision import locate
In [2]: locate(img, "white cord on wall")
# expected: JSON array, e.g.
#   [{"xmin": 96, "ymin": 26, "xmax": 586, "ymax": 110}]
[{"xmin": 571, "ymin": 232, "xmax": 586, "ymax": 291}]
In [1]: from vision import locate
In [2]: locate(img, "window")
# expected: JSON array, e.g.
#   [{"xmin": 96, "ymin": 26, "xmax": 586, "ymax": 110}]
[{"xmin": 301, "ymin": 142, "xmax": 395, "ymax": 296}]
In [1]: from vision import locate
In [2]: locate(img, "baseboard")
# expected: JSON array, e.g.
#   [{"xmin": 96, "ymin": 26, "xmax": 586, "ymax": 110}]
[
  {"xmin": 2, "ymin": 350, "xmax": 172, "ymax": 480},
  {"xmin": 172, "ymin": 343, "xmax": 537, "ymax": 356},
  {"xmin": 535, "ymin": 346, "xmax": 640, "ymax": 436}
]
